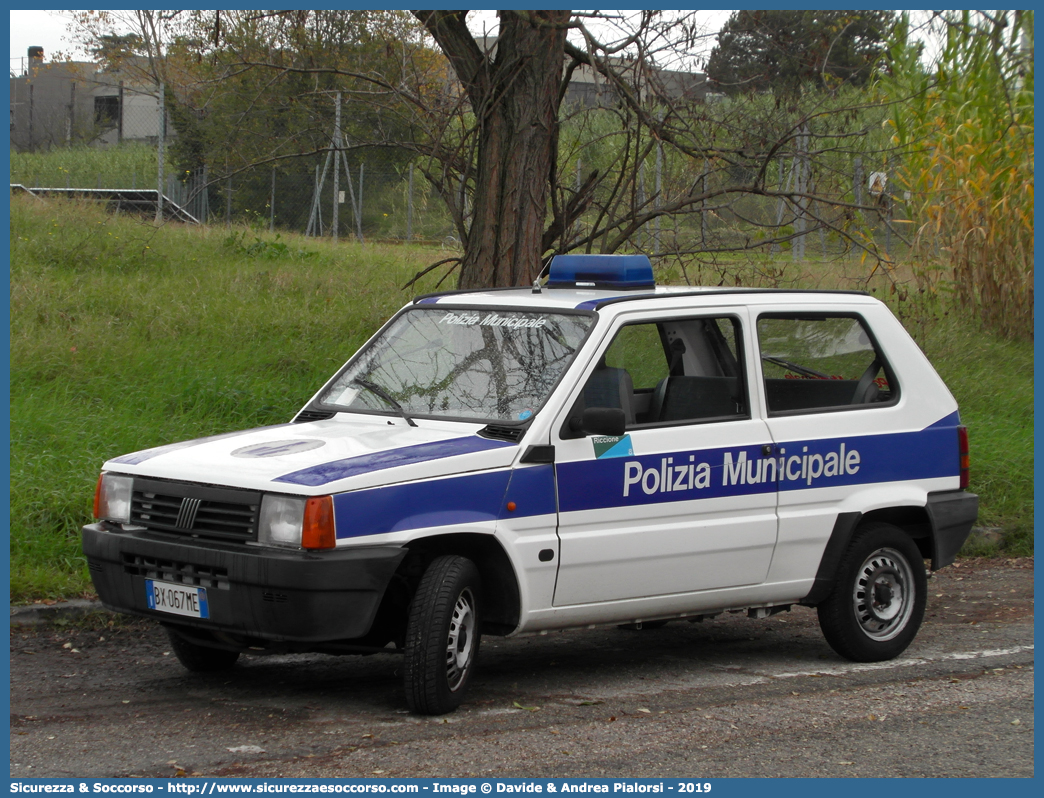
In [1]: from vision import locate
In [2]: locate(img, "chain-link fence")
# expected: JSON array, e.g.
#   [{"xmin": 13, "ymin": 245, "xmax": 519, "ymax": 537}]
[
  {"xmin": 10, "ymin": 71, "xmax": 909, "ymax": 259},
  {"xmin": 192, "ymin": 156, "xmax": 458, "ymax": 244}
]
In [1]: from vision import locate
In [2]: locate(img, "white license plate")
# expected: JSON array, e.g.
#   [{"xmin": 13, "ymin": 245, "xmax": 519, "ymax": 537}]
[{"xmin": 145, "ymin": 579, "xmax": 210, "ymax": 619}]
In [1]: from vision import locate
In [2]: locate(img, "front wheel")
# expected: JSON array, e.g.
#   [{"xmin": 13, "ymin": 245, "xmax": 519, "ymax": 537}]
[
  {"xmin": 817, "ymin": 523, "xmax": 927, "ymax": 662},
  {"xmin": 403, "ymin": 555, "xmax": 482, "ymax": 715}
]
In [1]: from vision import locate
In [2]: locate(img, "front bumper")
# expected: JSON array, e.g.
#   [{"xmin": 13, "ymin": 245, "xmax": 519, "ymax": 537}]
[{"xmin": 82, "ymin": 522, "xmax": 407, "ymax": 643}]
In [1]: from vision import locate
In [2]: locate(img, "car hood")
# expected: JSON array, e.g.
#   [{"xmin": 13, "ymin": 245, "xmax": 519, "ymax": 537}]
[{"xmin": 102, "ymin": 415, "xmax": 521, "ymax": 495}]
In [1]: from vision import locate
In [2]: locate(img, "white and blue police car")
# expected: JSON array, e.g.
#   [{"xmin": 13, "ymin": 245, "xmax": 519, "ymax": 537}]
[{"xmin": 84, "ymin": 254, "xmax": 978, "ymax": 714}]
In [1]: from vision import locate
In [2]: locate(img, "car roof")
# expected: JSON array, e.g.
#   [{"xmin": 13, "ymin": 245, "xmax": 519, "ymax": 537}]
[{"xmin": 412, "ymin": 285, "xmax": 875, "ymax": 314}]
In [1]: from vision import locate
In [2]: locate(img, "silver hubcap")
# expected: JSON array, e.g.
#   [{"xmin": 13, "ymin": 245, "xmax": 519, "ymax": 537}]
[
  {"xmin": 445, "ymin": 588, "xmax": 476, "ymax": 691},
  {"xmin": 853, "ymin": 547, "xmax": 915, "ymax": 641}
]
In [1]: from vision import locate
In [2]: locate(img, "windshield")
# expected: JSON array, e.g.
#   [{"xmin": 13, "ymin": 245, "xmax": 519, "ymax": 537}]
[{"xmin": 320, "ymin": 307, "xmax": 594, "ymax": 423}]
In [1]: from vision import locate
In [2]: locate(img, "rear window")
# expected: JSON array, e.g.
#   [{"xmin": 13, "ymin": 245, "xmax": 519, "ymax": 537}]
[{"xmin": 757, "ymin": 315, "xmax": 897, "ymax": 414}]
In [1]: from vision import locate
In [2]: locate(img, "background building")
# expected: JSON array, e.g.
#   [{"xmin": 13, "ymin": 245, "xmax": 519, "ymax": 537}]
[{"xmin": 10, "ymin": 47, "xmax": 164, "ymax": 152}]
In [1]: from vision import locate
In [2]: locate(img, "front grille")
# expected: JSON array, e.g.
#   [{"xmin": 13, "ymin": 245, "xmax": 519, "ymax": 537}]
[
  {"xmin": 129, "ymin": 477, "xmax": 260, "ymax": 543},
  {"xmin": 122, "ymin": 553, "xmax": 230, "ymax": 590}
]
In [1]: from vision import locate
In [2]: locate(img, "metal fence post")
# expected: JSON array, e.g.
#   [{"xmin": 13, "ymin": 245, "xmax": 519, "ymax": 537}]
[
  {"xmin": 306, "ymin": 164, "xmax": 320, "ymax": 236},
  {"xmin": 819, "ymin": 212, "xmax": 827, "ymax": 259},
  {"xmin": 637, "ymin": 161, "xmax": 646, "ymax": 250},
  {"xmin": 270, "ymin": 168, "xmax": 276, "ymax": 232},
  {"xmin": 572, "ymin": 158, "xmax": 582, "ymax": 244},
  {"xmin": 341, "ymin": 154, "xmax": 358, "ymax": 239},
  {"xmin": 407, "ymin": 163, "xmax": 414, "ymax": 241},
  {"xmin": 793, "ymin": 127, "xmax": 808, "ymax": 263},
  {"xmin": 155, "ymin": 81, "xmax": 164, "ymax": 224},
  {"xmin": 307, "ymin": 152, "xmax": 333, "ymax": 237},
  {"xmin": 853, "ymin": 157, "xmax": 863, "ymax": 207},
  {"xmin": 701, "ymin": 159, "xmax": 709, "ymax": 246},
  {"xmin": 357, "ymin": 162, "xmax": 365, "ymax": 242},
  {"xmin": 67, "ymin": 81, "xmax": 75, "ymax": 145},
  {"xmin": 771, "ymin": 159, "xmax": 783, "ymax": 254},
  {"xmin": 117, "ymin": 81, "xmax": 124, "ymax": 144},
  {"xmin": 654, "ymin": 133, "xmax": 663, "ymax": 256},
  {"xmin": 332, "ymin": 92, "xmax": 341, "ymax": 243},
  {"xmin": 198, "ymin": 165, "xmax": 210, "ymax": 223},
  {"xmin": 226, "ymin": 176, "xmax": 233, "ymax": 228},
  {"xmin": 885, "ymin": 155, "xmax": 895, "ymax": 258}
]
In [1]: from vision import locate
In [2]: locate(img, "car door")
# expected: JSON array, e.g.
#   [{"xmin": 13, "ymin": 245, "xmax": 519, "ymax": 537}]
[
  {"xmin": 551, "ymin": 308, "xmax": 779, "ymax": 607},
  {"xmin": 753, "ymin": 310, "xmax": 912, "ymax": 583}
]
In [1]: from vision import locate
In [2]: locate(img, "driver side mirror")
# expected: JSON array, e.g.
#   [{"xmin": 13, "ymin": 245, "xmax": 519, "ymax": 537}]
[{"xmin": 569, "ymin": 407, "xmax": 626, "ymax": 437}]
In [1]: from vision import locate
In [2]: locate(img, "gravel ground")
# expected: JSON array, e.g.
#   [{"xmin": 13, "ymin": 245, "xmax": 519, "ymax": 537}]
[{"xmin": 10, "ymin": 557, "xmax": 1034, "ymax": 779}]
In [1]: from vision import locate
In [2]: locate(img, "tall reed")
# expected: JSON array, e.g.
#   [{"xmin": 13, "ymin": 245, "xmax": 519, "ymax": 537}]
[{"xmin": 882, "ymin": 11, "xmax": 1034, "ymax": 339}]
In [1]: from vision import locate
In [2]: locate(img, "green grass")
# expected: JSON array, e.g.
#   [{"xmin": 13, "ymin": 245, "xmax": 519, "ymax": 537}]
[
  {"xmin": 9, "ymin": 197, "xmax": 1033, "ymax": 601},
  {"xmin": 10, "ymin": 196, "xmax": 451, "ymax": 601},
  {"xmin": 10, "ymin": 142, "xmax": 172, "ymax": 190},
  {"xmin": 917, "ymin": 319, "xmax": 1034, "ymax": 557}
]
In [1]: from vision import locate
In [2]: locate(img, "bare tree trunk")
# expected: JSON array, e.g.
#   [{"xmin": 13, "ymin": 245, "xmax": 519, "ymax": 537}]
[{"xmin": 415, "ymin": 10, "xmax": 570, "ymax": 288}]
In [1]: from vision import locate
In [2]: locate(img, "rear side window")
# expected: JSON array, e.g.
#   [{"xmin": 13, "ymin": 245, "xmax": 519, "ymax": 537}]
[{"xmin": 757, "ymin": 315, "xmax": 897, "ymax": 414}]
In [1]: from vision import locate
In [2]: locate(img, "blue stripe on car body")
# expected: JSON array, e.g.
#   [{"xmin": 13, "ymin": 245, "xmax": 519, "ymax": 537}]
[
  {"xmin": 323, "ymin": 416, "xmax": 958, "ymax": 540},
  {"xmin": 275, "ymin": 435, "xmax": 514, "ymax": 487},
  {"xmin": 557, "ymin": 422, "xmax": 959, "ymax": 513},
  {"xmin": 332, "ymin": 464, "xmax": 556, "ymax": 539}
]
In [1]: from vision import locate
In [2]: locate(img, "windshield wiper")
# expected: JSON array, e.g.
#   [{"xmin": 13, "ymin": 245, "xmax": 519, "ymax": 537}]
[{"xmin": 352, "ymin": 378, "xmax": 418, "ymax": 427}]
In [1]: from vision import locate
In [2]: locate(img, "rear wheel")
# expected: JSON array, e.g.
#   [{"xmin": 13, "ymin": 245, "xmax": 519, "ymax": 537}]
[
  {"xmin": 166, "ymin": 628, "xmax": 240, "ymax": 672},
  {"xmin": 403, "ymin": 555, "xmax": 482, "ymax": 715},
  {"xmin": 817, "ymin": 522, "xmax": 927, "ymax": 662}
]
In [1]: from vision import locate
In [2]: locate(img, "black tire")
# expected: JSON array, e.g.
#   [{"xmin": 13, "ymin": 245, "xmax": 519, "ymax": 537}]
[
  {"xmin": 403, "ymin": 555, "xmax": 482, "ymax": 715},
  {"xmin": 817, "ymin": 522, "xmax": 927, "ymax": 662},
  {"xmin": 166, "ymin": 628, "xmax": 240, "ymax": 673}
]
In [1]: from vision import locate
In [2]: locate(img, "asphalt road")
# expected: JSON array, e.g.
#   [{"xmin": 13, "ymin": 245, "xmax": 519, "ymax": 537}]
[{"xmin": 10, "ymin": 558, "xmax": 1034, "ymax": 779}]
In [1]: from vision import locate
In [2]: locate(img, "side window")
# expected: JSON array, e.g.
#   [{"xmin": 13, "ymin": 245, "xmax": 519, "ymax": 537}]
[
  {"xmin": 575, "ymin": 316, "xmax": 748, "ymax": 428},
  {"xmin": 757, "ymin": 315, "xmax": 897, "ymax": 414},
  {"xmin": 603, "ymin": 324, "xmax": 668, "ymax": 390}
]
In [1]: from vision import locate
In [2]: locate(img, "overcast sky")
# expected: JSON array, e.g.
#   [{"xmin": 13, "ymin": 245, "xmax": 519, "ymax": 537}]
[{"xmin": 9, "ymin": 9, "xmax": 88, "ymax": 71}]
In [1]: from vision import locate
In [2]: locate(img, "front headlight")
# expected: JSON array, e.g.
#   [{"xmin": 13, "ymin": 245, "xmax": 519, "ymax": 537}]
[
  {"xmin": 259, "ymin": 495, "xmax": 306, "ymax": 547},
  {"xmin": 259, "ymin": 494, "xmax": 336, "ymax": 550},
  {"xmin": 94, "ymin": 473, "xmax": 133, "ymax": 523}
]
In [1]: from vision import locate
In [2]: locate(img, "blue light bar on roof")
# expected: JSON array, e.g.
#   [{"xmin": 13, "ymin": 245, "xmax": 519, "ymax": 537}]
[{"xmin": 546, "ymin": 254, "xmax": 655, "ymax": 290}]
